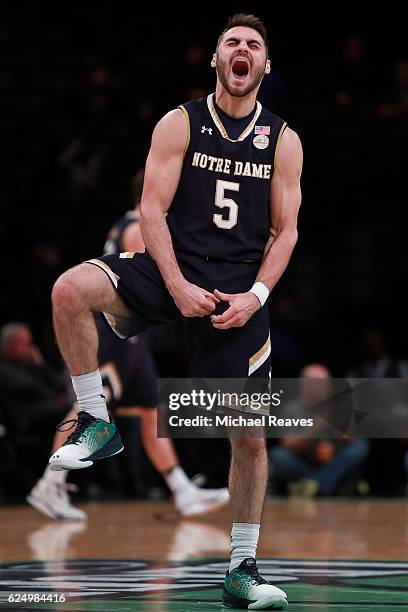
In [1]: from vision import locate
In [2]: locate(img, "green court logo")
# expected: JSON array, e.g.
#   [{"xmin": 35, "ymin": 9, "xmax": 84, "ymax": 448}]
[{"xmin": 1, "ymin": 558, "xmax": 407, "ymax": 609}]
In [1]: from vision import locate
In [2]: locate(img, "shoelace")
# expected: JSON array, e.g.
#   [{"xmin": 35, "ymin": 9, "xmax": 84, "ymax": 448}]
[
  {"xmin": 244, "ymin": 562, "xmax": 268, "ymax": 585},
  {"xmin": 56, "ymin": 411, "xmax": 96, "ymax": 445}
]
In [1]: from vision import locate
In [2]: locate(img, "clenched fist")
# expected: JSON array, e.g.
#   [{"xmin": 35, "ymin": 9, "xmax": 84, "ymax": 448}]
[
  {"xmin": 210, "ymin": 289, "xmax": 261, "ymax": 329},
  {"xmin": 171, "ymin": 280, "xmax": 220, "ymax": 317}
]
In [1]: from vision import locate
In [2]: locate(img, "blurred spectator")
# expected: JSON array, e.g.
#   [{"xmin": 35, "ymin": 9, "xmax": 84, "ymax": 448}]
[
  {"xmin": 269, "ymin": 363, "xmax": 369, "ymax": 496},
  {"xmin": 347, "ymin": 328, "xmax": 408, "ymax": 496},
  {"xmin": 0, "ymin": 322, "xmax": 73, "ymax": 489},
  {"xmin": 182, "ymin": 43, "xmax": 212, "ymax": 99},
  {"xmin": 58, "ymin": 137, "xmax": 105, "ymax": 195},
  {"xmin": 347, "ymin": 328, "xmax": 408, "ymax": 378},
  {"xmin": 1, "ymin": 323, "xmax": 44, "ymax": 367},
  {"xmin": 332, "ymin": 35, "xmax": 374, "ymax": 114},
  {"xmin": 376, "ymin": 59, "xmax": 408, "ymax": 118}
]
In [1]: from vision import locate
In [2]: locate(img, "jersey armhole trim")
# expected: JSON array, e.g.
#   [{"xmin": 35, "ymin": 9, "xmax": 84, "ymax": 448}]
[
  {"xmin": 273, "ymin": 122, "xmax": 288, "ymax": 169},
  {"xmin": 178, "ymin": 105, "xmax": 190, "ymax": 156}
]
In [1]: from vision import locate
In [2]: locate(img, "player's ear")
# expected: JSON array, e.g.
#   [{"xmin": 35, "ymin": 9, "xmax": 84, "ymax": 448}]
[
  {"xmin": 211, "ymin": 53, "xmax": 217, "ymax": 68},
  {"xmin": 265, "ymin": 59, "xmax": 271, "ymax": 75}
]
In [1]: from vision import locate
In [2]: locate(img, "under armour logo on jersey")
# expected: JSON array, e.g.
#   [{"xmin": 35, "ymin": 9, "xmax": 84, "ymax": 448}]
[{"xmin": 201, "ymin": 126, "xmax": 213, "ymax": 135}]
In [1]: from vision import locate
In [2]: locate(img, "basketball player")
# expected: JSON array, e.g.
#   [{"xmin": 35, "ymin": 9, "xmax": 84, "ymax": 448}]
[
  {"xmin": 50, "ymin": 13, "xmax": 302, "ymax": 609},
  {"xmin": 28, "ymin": 170, "xmax": 229, "ymax": 520}
]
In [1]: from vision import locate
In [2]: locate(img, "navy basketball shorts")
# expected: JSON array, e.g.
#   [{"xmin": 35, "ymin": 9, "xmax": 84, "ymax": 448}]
[
  {"xmin": 97, "ymin": 315, "xmax": 158, "ymax": 409},
  {"xmin": 87, "ymin": 251, "xmax": 271, "ymax": 379}
]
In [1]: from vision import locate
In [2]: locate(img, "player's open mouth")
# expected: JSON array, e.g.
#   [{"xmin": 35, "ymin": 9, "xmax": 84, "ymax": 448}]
[{"xmin": 231, "ymin": 58, "xmax": 250, "ymax": 81}]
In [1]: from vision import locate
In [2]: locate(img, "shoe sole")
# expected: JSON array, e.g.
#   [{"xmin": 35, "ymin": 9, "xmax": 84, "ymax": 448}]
[
  {"xmin": 222, "ymin": 588, "xmax": 288, "ymax": 610},
  {"xmin": 26, "ymin": 494, "xmax": 86, "ymax": 521},
  {"xmin": 49, "ymin": 459, "xmax": 93, "ymax": 471},
  {"xmin": 49, "ymin": 433, "xmax": 124, "ymax": 471}
]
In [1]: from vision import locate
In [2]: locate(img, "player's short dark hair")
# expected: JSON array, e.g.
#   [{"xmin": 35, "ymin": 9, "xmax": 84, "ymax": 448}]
[
  {"xmin": 216, "ymin": 13, "xmax": 269, "ymax": 59},
  {"xmin": 131, "ymin": 167, "xmax": 145, "ymax": 204}
]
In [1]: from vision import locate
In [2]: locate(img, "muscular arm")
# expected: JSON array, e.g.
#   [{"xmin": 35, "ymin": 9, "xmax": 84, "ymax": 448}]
[
  {"xmin": 140, "ymin": 110, "xmax": 186, "ymax": 289},
  {"xmin": 211, "ymin": 128, "xmax": 303, "ymax": 330},
  {"xmin": 256, "ymin": 127, "xmax": 303, "ymax": 290},
  {"xmin": 140, "ymin": 110, "xmax": 218, "ymax": 316}
]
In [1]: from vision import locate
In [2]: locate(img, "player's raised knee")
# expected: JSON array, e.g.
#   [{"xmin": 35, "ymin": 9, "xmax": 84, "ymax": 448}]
[{"xmin": 52, "ymin": 265, "xmax": 91, "ymax": 312}]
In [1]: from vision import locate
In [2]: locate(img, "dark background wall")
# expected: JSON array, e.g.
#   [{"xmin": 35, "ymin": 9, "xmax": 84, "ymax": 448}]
[{"xmin": 1, "ymin": 3, "xmax": 407, "ymax": 375}]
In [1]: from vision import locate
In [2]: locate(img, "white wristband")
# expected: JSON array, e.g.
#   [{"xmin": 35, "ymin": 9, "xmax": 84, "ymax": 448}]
[{"xmin": 249, "ymin": 282, "xmax": 270, "ymax": 307}]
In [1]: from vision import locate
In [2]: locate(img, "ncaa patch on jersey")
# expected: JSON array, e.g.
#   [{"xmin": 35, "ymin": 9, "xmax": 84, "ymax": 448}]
[{"xmin": 253, "ymin": 134, "xmax": 269, "ymax": 150}]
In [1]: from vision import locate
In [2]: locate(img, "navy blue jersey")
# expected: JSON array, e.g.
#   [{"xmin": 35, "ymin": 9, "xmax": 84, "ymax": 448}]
[
  {"xmin": 103, "ymin": 211, "xmax": 139, "ymax": 254},
  {"xmin": 166, "ymin": 93, "xmax": 287, "ymax": 263}
]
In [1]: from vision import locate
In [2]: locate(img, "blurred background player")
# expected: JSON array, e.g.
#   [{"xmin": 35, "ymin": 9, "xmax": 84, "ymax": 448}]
[{"xmin": 27, "ymin": 168, "xmax": 229, "ymax": 520}]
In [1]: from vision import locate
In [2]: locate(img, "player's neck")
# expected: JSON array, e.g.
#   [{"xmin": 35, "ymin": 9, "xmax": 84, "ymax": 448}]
[{"xmin": 214, "ymin": 86, "xmax": 258, "ymax": 119}]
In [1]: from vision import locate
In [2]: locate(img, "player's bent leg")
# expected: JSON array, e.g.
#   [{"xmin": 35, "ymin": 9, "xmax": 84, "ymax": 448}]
[
  {"xmin": 115, "ymin": 406, "xmax": 229, "ymax": 515},
  {"xmin": 222, "ymin": 437, "xmax": 287, "ymax": 609},
  {"xmin": 27, "ymin": 408, "xmax": 87, "ymax": 521},
  {"xmin": 117, "ymin": 407, "xmax": 230, "ymax": 516},
  {"xmin": 50, "ymin": 264, "xmax": 129, "ymax": 470},
  {"xmin": 52, "ymin": 263, "xmax": 130, "ymax": 375}
]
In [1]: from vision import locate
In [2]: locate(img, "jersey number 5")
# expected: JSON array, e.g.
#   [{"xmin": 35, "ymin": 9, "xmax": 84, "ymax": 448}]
[{"xmin": 213, "ymin": 179, "xmax": 239, "ymax": 229}]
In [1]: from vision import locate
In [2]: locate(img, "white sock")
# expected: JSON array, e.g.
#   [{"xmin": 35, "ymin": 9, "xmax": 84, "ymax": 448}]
[
  {"xmin": 71, "ymin": 369, "xmax": 109, "ymax": 422},
  {"xmin": 229, "ymin": 523, "xmax": 260, "ymax": 571},
  {"xmin": 42, "ymin": 464, "xmax": 67, "ymax": 486},
  {"xmin": 164, "ymin": 466, "xmax": 194, "ymax": 495}
]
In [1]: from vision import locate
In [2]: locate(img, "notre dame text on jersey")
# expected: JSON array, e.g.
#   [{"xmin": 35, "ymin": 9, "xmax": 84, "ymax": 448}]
[{"xmin": 166, "ymin": 93, "xmax": 287, "ymax": 263}]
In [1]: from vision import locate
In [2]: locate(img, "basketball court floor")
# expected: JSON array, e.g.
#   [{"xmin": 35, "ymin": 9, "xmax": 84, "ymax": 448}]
[{"xmin": 1, "ymin": 498, "xmax": 407, "ymax": 610}]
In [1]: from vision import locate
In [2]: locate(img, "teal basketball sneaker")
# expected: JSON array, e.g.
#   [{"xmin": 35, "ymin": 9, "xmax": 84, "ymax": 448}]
[
  {"xmin": 222, "ymin": 558, "xmax": 288, "ymax": 610},
  {"xmin": 49, "ymin": 411, "xmax": 123, "ymax": 471}
]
